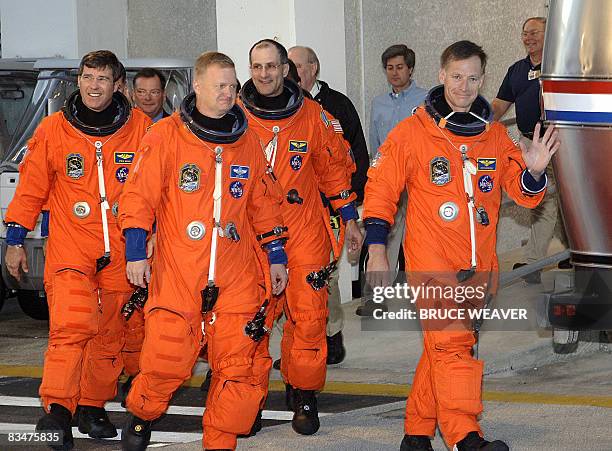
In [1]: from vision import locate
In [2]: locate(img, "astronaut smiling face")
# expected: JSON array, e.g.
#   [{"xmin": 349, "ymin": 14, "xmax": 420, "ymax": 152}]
[
  {"xmin": 250, "ymin": 44, "xmax": 289, "ymax": 98},
  {"xmin": 78, "ymin": 65, "xmax": 117, "ymax": 112},
  {"xmin": 438, "ymin": 55, "xmax": 484, "ymax": 113}
]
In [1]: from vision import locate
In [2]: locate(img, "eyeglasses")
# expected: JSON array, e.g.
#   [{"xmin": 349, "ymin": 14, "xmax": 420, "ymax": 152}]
[
  {"xmin": 135, "ymin": 89, "xmax": 163, "ymax": 98},
  {"xmin": 521, "ymin": 30, "xmax": 544, "ymax": 38},
  {"xmin": 80, "ymin": 74, "xmax": 113, "ymax": 84},
  {"xmin": 250, "ymin": 63, "xmax": 283, "ymax": 73}
]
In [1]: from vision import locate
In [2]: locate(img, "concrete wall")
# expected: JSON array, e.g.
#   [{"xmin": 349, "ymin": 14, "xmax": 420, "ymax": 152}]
[
  {"xmin": 127, "ymin": 0, "xmax": 217, "ymax": 59},
  {"xmin": 353, "ymin": 0, "xmax": 549, "ymax": 254},
  {"xmin": 294, "ymin": 0, "xmax": 347, "ymax": 94},
  {"xmin": 0, "ymin": 0, "xmax": 127, "ymax": 58},
  {"xmin": 344, "ymin": 0, "xmax": 365, "ymax": 118},
  {"xmin": 76, "ymin": 0, "xmax": 128, "ymax": 57}
]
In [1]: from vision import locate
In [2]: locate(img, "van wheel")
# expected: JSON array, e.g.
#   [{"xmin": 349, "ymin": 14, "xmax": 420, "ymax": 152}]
[
  {"xmin": 552, "ymin": 328, "xmax": 579, "ymax": 354},
  {"xmin": 17, "ymin": 289, "xmax": 49, "ymax": 320}
]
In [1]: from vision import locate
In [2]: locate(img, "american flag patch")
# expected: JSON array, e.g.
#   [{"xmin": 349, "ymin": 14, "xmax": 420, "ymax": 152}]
[{"xmin": 331, "ymin": 119, "xmax": 343, "ymax": 134}]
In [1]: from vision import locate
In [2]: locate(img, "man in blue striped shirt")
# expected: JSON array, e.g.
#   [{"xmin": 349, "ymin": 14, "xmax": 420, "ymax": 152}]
[
  {"xmin": 357, "ymin": 45, "xmax": 427, "ymax": 316},
  {"xmin": 369, "ymin": 44, "xmax": 428, "ymax": 159}
]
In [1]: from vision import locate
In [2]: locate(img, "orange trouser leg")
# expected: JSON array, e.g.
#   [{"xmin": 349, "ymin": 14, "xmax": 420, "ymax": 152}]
[
  {"xmin": 251, "ymin": 334, "xmax": 273, "ymax": 409},
  {"xmin": 404, "ymin": 351, "xmax": 437, "ymax": 436},
  {"xmin": 79, "ymin": 289, "xmax": 130, "ymax": 407},
  {"xmin": 405, "ymin": 329, "xmax": 483, "ymax": 447},
  {"xmin": 202, "ymin": 313, "xmax": 266, "ymax": 451},
  {"xmin": 280, "ymin": 265, "xmax": 328, "ymax": 390},
  {"xmin": 126, "ymin": 309, "xmax": 201, "ymax": 421},
  {"xmin": 40, "ymin": 269, "xmax": 100, "ymax": 414},
  {"xmin": 122, "ymin": 310, "xmax": 145, "ymax": 377}
]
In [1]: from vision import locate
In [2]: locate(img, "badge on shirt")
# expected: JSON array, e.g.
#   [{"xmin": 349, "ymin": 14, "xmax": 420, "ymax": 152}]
[
  {"xmin": 528, "ymin": 69, "xmax": 541, "ymax": 80},
  {"xmin": 289, "ymin": 140, "xmax": 308, "ymax": 153},
  {"xmin": 331, "ymin": 119, "xmax": 343, "ymax": 134},
  {"xmin": 229, "ymin": 181, "xmax": 244, "ymax": 198},
  {"xmin": 320, "ymin": 110, "xmax": 330, "ymax": 127},
  {"xmin": 115, "ymin": 166, "xmax": 129, "ymax": 183},
  {"xmin": 290, "ymin": 154, "xmax": 303, "ymax": 171},
  {"xmin": 114, "ymin": 152, "xmax": 135, "ymax": 164},
  {"xmin": 430, "ymin": 156, "xmax": 451, "ymax": 186},
  {"xmin": 230, "ymin": 165, "xmax": 250, "ymax": 179},
  {"xmin": 66, "ymin": 153, "xmax": 84, "ymax": 179},
  {"xmin": 178, "ymin": 163, "xmax": 201, "ymax": 192},
  {"xmin": 477, "ymin": 158, "xmax": 497, "ymax": 171},
  {"xmin": 478, "ymin": 175, "xmax": 494, "ymax": 193}
]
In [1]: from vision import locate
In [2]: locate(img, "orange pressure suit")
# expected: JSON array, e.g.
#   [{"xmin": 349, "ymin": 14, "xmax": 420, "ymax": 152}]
[
  {"xmin": 239, "ymin": 79, "xmax": 356, "ymax": 392},
  {"xmin": 5, "ymin": 92, "xmax": 151, "ymax": 414},
  {"xmin": 118, "ymin": 99, "xmax": 287, "ymax": 450},
  {"xmin": 363, "ymin": 90, "xmax": 545, "ymax": 447}
]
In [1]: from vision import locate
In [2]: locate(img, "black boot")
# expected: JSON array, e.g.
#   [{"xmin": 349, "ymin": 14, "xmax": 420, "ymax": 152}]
[
  {"xmin": 77, "ymin": 405, "xmax": 117, "ymax": 438},
  {"xmin": 400, "ymin": 434, "xmax": 434, "ymax": 451},
  {"xmin": 455, "ymin": 431, "xmax": 509, "ymax": 451},
  {"xmin": 285, "ymin": 383, "xmax": 294, "ymax": 411},
  {"xmin": 326, "ymin": 331, "xmax": 346, "ymax": 364},
  {"xmin": 238, "ymin": 409, "xmax": 262, "ymax": 438},
  {"xmin": 291, "ymin": 388, "xmax": 320, "ymax": 435},
  {"xmin": 121, "ymin": 376, "xmax": 134, "ymax": 408},
  {"xmin": 356, "ymin": 299, "xmax": 388, "ymax": 317},
  {"xmin": 121, "ymin": 414, "xmax": 152, "ymax": 451},
  {"xmin": 200, "ymin": 369, "xmax": 213, "ymax": 392},
  {"xmin": 35, "ymin": 403, "xmax": 74, "ymax": 451}
]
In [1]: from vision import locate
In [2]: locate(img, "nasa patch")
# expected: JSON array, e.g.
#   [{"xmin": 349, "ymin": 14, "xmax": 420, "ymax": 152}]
[
  {"xmin": 478, "ymin": 175, "xmax": 494, "ymax": 193},
  {"xmin": 229, "ymin": 180, "xmax": 244, "ymax": 198},
  {"xmin": 66, "ymin": 153, "xmax": 84, "ymax": 179},
  {"xmin": 477, "ymin": 158, "xmax": 496, "ymax": 171},
  {"xmin": 178, "ymin": 163, "xmax": 201, "ymax": 192},
  {"xmin": 290, "ymin": 154, "xmax": 303, "ymax": 171},
  {"xmin": 115, "ymin": 166, "xmax": 129, "ymax": 183},
  {"xmin": 114, "ymin": 152, "xmax": 135, "ymax": 164},
  {"xmin": 230, "ymin": 165, "xmax": 250, "ymax": 179},
  {"xmin": 289, "ymin": 140, "xmax": 308, "ymax": 153},
  {"xmin": 430, "ymin": 156, "xmax": 451, "ymax": 186}
]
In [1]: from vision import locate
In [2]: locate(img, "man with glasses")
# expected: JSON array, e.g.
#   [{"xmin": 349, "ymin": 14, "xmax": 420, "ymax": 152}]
[
  {"xmin": 4, "ymin": 50, "xmax": 151, "ymax": 449},
  {"xmin": 493, "ymin": 17, "xmax": 567, "ymax": 283},
  {"xmin": 240, "ymin": 38, "xmax": 362, "ymax": 436},
  {"xmin": 132, "ymin": 68, "xmax": 169, "ymax": 122}
]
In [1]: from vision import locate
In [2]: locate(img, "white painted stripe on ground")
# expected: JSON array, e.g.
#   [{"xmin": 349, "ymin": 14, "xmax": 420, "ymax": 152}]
[
  {"xmin": 0, "ymin": 422, "xmax": 200, "ymax": 443},
  {"xmin": 0, "ymin": 396, "xmax": 331, "ymax": 421},
  {"xmin": 542, "ymin": 92, "xmax": 612, "ymax": 112}
]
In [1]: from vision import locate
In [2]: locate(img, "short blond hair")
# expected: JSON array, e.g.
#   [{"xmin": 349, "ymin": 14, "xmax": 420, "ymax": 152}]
[{"xmin": 194, "ymin": 51, "xmax": 235, "ymax": 78}]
